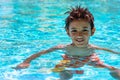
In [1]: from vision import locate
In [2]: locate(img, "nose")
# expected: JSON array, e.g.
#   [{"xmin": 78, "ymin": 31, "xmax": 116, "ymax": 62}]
[{"xmin": 77, "ymin": 31, "xmax": 83, "ymax": 36}]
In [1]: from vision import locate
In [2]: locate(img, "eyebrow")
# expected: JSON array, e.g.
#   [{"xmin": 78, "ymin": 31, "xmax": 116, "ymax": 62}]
[
  {"xmin": 83, "ymin": 26, "xmax": 89, "ymax": 28},
  {"xmin": 71, "ymin": 26, "xmax": 88, "ymax": 29},
  {"xmin": 71, "ymin": 28, "xmax": 77, "ymax": 29}
]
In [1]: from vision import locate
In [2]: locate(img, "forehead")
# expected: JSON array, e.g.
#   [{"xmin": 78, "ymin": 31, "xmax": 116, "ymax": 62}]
[{"xmin": 69, "ymin": 19, "xmax": 91, "ymax": 29}]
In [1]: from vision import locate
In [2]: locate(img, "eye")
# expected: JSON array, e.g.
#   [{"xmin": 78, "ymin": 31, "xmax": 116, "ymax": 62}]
[
  {"xmin": 71, "ymin": 30, "xmax": 77, "ymax": 32},
  {"xmin": 82, "ymin": 29, "xmax": 88, "ymax": 32}
]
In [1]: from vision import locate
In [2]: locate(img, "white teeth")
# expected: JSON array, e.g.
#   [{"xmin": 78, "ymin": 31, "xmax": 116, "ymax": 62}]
[{"xmin": 76, "ymin": 38, "xmax": 84, "ymax": 42}]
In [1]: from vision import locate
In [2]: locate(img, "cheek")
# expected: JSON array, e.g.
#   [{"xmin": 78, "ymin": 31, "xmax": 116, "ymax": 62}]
[
  {"xmin": 71, "ymin": 33, "xmax": 76, "ymax": 36},
  {"xmin": 68, "ymin": 31, "xmax": 76, "ymax": 37},
  {"xmin": 84, "ymin": 33, "xmax": 91, "ymax": 40},
  {"xmin": 69, "ymin": 33, "xmax": 78, "ymax": 38},
  {"xmin": 84, "ymin": 31, "xmax": 92, "ymax": 36},
  {"xmin": 81, "ymin": 32, "xmax": 90, "ymax": 37},
  {"xmin": 83, "ymin": 32, "xmax": 89, "ymax": 36}
]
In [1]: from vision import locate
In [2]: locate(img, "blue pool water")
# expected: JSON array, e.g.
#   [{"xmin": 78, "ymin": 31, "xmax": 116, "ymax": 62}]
[{"xmin": 0, "ymin": 0, "xmax": 120, "ymax": 80}]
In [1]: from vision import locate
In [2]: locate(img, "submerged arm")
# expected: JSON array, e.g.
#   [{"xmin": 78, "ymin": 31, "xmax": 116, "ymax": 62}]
[
  {"xmin": 13, "ymin": 45, "xmax": 65, "ymax": 69},
  {"xmin": 23, "ymin": 45, "xmax": 64, "ymax": 63},
  {"xmin": 24, "ymin": 47, "xmax": 56, "ymax": 63}
]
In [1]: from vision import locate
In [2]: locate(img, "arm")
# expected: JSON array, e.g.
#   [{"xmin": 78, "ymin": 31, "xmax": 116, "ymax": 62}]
[
  {"xmin": 23, "ymin": 46, "xmax": 58, "ymax": 63},
  {"xmin": 91, "ymin": 45, "xmax": 119, "ymax": 54},
  {"xmin": 13, "ymin": 45, "xmax": 65, "ymax": 69}
]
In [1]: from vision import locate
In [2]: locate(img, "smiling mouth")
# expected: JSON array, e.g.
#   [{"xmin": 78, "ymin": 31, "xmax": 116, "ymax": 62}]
[{"xmin": 76, "ymin": 38, "xmax": 84, "ymax": 43}]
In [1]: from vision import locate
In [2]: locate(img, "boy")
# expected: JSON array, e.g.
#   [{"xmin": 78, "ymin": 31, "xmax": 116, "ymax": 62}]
[{"xmin": 13, "ymin": 6, "xmax": 120, "ymax": 80}]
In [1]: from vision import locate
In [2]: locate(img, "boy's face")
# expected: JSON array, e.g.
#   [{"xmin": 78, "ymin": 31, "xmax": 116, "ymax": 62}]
[{"xmin": 67, "ymin": 19, "xmax": 95, "ymax": 47}]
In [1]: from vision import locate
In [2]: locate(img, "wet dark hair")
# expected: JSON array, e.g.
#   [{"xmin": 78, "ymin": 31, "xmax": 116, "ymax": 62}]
[{"xmin": 65, "ymin": 6, "xmax": 94, "ymax": 31}]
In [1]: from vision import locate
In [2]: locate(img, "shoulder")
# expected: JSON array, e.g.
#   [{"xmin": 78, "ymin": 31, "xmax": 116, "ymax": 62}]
[
  {"xmin": 89, "ymin": 44, "xmax": 106, "ymax": 50},
  {"xmin": 55, "ymin": 44, "xmax": 66, "ymax": 49},
  {"xmin": 88, "ymin": 44, "xmax": 100, "ymax": 49},
  {"xmin": 54, "ymin": 44, "xmax": 67, "ymax": 49},
  {"xmin": 54, "ymin": 44, "xmax": 71, "ymax": 50}
]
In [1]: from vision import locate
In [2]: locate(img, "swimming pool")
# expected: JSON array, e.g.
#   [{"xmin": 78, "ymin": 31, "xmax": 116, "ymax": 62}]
[{"xmin": 0, "ymin": 0, "xmax": 120, "ymax": 80}]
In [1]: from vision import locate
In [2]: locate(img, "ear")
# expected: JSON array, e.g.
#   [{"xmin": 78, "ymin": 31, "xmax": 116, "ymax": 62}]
[
  {"xmin": 66, "ymin": 29, "xmax": 70, "ymax": 36},
  {"xmin": 91, "ymin": 27, "xmax": 95, "ymax": 36}
]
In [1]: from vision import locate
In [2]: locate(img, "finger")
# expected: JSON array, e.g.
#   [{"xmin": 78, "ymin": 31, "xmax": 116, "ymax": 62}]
[
  {"xmin": 11, "ymin": 66, "xmax": 26, "ymax": 70},
  {"xmin": 11, "ymin": 67, "xmax": 22, "ymax": 70}
]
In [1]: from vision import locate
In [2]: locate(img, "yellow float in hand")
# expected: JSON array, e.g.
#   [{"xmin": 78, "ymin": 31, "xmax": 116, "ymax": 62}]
[
  {"xmin": 51, "ymin": 67, "xmax": 65, "ymax": 72},
  {"xmin": 60, "ymin": 60, "xmax": 70, "ymax": 64},
  {"xmin": 51, "ymin": 60, "xmax": 70, "ymax": 72}
]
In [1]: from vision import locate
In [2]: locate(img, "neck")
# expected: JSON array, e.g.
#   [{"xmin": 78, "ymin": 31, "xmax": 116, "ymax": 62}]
[{"xmin": 71, "ymin": 43, "xmax": 89, "ymax": 48}]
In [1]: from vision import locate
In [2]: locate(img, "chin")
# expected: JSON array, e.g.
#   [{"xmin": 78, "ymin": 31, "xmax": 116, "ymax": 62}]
[{"xmin": 75, "ymin": 43, "xmax": 88, "ymax": 47}]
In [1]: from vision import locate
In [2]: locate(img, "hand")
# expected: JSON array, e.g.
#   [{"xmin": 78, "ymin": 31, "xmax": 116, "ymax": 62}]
[
  {"xmin": 110, "ymin": 69, "xmax": 120, "ymax": 79},
  {"xmin": 12, "ymin": 62, "xmax": 30, "ymax": 70}
]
